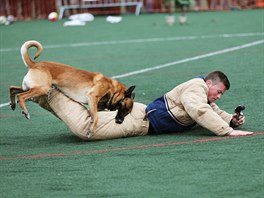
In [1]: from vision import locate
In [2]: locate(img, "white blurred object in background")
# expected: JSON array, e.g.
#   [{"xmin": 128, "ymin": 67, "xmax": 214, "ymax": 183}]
[{"xmin": 106, "ymin": 16, "xmax": 122, "ymax": 23}]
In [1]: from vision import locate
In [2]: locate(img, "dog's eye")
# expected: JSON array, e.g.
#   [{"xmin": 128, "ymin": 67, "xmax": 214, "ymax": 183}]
[
  {"xmin": 117, "ymin": 102, "xmax": 123, "ymax": 108},
  {"xmin": 110, "ymin": 102, "xmax": 122, "ymax": 111}
]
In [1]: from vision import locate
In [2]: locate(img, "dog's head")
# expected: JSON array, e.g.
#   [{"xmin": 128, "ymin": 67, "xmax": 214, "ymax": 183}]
[{"xmin": 109, "ymin": 85, "xmax": 136, "ymax": 124}]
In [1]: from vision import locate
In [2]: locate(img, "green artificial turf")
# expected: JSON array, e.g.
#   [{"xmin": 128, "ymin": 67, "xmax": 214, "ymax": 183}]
[{"xmin": 0, "ymin": 9, "xmax": 263, "ymax": 197}]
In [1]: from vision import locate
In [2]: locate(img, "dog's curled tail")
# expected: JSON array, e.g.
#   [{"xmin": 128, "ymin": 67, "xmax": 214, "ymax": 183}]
[{"xmin": 21, "ymin": 40, "xmax": 43, "ymax": 68}]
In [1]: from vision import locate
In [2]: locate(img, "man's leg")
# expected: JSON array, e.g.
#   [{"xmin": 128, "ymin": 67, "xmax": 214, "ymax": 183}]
[
  {"xmin": 31, "ymin": 95, "xmax": 59, "ymax": 118},
  {"xmin": 47, "ymin": 89, "xmax": 91, "ymax": 140},
  {"xmin": 33, "ymin": 89, "xmax": 149, "ymax": 141}
]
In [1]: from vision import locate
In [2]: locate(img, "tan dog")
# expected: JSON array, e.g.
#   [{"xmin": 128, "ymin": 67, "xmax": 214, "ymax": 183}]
[{"xmin": 10, "ymin": 40, "xmax": 136, "ymax": 131}]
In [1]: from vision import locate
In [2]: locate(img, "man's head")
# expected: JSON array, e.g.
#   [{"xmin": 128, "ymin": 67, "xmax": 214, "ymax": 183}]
[{"xmin": 204, "ymin": 71, "xmax": 230, "ymax": 103}]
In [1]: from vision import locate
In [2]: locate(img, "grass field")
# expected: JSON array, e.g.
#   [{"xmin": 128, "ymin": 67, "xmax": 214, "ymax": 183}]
[{"xmin": 0, "ymin": 9, "xmax": 264, "ymax": 197}]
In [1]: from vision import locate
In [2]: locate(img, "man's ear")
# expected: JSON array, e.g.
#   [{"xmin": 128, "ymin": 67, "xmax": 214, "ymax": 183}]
[{"xmin": 205, "ymin": 80, "xmax": 213, "ymax": 88}]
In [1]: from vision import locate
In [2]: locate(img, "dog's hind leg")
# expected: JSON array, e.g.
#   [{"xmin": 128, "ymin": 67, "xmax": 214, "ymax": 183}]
[
  {"xmin": 9, "ymin": 86, "xmax": 25, "ymax": 110},
  {"xmin": 17, "ymin": 87, "xmax": 49, "ymax": 119}
]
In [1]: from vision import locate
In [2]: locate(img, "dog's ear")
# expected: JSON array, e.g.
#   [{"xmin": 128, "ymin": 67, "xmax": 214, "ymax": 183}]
[{"xmin": 125, "ymin": 85, "xmax": 136, "ymax": 97}]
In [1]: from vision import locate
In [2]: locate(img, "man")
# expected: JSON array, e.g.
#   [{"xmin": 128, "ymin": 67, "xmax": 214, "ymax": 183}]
[
  {"xmin": 35, "ymin": 71, "xmax": 252, "ymax": 140},
  {"xmin": 146, "ymin": 71, "xmax": 249, "ymax": 136}
]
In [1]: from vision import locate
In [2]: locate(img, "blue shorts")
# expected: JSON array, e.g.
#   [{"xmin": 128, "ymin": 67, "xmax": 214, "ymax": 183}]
[{"xmin": 146, "ymin": 96, "xmax": 196, "ymax": 134}]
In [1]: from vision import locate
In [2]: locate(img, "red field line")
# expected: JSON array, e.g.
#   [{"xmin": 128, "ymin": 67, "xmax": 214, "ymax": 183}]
[
  {"xmin": 0, "ymin": 112, "xmax": 50, "ymax": 117},
  {"xmin": 1, "ymin": 132, "xmax": 263, "ymax": 161}
]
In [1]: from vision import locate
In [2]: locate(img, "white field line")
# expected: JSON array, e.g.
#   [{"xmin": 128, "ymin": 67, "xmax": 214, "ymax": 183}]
[
  {"xmin": 1, "ymin": 39, "xmax": 263, "ymax": 108},
  {"xmin": 111, "ymin": 39, "xmax": 264, "ymax": 79},
  {"xmin": 0, "ymin": 32, "xmax": 263, "ymax": 52},
  {"xmin": 0, "ymin": 102, "xmax": 10, "ymax": 108}
]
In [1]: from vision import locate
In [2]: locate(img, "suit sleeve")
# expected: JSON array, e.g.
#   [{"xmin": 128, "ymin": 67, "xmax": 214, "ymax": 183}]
[
  {"xmin": 210, "ymin": 103, "xmax": 233, "ymax": 125},
  {"xmin": 180, "ymin": 83, "xmax": 234, "ymax": 136}
]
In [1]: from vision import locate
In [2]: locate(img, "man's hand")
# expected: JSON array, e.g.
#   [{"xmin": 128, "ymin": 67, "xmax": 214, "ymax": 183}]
[
  {"xmin": 231, "ymin": 113, "xmax": 245, "ymax": 127},
  {"xmin": 229, "ymin": 130, "xmax": 253, "ymax": 136}
]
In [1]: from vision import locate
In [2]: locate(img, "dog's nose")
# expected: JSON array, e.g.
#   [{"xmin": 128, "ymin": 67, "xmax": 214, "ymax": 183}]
[{"xmin": 115, "ymin": 118, "xmax": 124, "ymax": 124}]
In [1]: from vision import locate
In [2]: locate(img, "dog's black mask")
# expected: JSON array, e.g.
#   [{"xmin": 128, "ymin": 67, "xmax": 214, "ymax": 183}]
[
  {"xmin": 97, "ymin": 86, "xmax": 136, "ymax": 124},
  {"xmin": 114, "ymin": 86, "xmax": 136, "ymax": 124}
]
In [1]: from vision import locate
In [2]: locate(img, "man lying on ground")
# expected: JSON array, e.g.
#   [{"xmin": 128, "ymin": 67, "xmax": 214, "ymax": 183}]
[{"xmin": 33, "ymin": 71, "xmax": 253, "ymax": 140}]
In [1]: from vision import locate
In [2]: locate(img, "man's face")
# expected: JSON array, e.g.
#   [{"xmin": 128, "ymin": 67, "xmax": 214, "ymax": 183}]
[{"xmin": 206, "ymin": 80, "xmax": 227, "ymax": 103}]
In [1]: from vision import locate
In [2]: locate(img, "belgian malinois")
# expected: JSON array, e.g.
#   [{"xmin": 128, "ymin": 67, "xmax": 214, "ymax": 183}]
[{"xmin": 10, "ymin": 40, "xmax": 136, "ymax": 132}]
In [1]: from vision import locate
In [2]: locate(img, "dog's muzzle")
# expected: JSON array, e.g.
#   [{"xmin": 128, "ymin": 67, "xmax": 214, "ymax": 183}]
[{"xmin": 115, "ymin": 117, "xmax": 124, "ymax": 124}]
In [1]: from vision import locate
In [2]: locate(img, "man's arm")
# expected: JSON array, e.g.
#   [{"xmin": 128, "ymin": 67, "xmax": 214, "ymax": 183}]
[
  {"xmin": 179, "ymin": 82, "xmax": 253, "ymax": 136},
  {"xmin": 210, "ymin": 103, "xmax": 233, "ymax": 124},
  {"xmin": 187, "ymin": 99, "xmax": 252, "ymax": 136},
  {"xmin": 180, "ymin": 84, "xmax": 234, "ymax": 135},
  {"xmin": 211, "ymin": 102, "xmax": 246, "ymax": 129}
]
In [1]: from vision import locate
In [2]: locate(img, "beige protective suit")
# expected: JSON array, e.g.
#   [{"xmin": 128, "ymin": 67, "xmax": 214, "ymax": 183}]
[
  {"xmin": 165, "ymin": 78, "xmax": 234, "ymax": 135},
  {"xmin": 35, "ymin": 77, "xmax": 235, "ymax": 140},
  {"xmin": 38, "ymin": 89, "xmax": 149, "ymax": 140}
]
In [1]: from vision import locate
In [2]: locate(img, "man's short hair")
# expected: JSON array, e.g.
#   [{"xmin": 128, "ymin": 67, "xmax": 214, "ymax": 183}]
[{"xmin": 204, "ymin": 71, "xmax": 230, "ymax": 90}]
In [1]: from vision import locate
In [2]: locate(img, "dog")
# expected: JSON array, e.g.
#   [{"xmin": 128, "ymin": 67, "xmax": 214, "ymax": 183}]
[{"xmin": 9, "ymin": 40, "xmax": 136, "ymax": 131}]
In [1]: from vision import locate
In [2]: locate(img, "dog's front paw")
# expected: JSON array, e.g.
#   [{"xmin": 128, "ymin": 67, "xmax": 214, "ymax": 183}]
[
  {"xmin": 22, "ymin": 110, "xmax": 30, "ymax": 119},
  {"xmin": 86, "ymin": 124, "xmax": 95, "ymax": 137},
  {"xmin": 86, "ymin": 121, "xmax": 95, "ymax": 137},
  {"xmin": 86, "ymin": 128, "xmax": 92, "ymax": 137}
]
